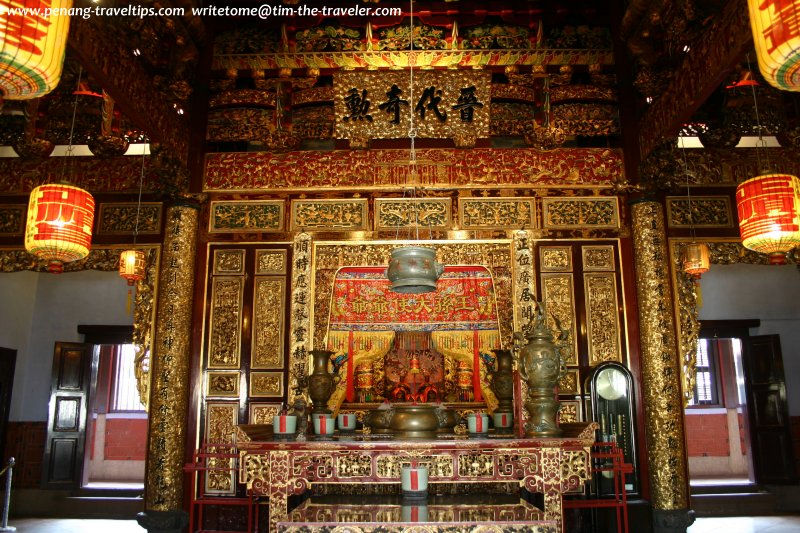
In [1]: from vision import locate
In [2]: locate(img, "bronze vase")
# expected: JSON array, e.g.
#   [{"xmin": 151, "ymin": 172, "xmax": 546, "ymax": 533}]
[
  {"xmin": 489, "ymin": 349, "xmax": 515, "ymax": 414},
  {"xmin": 308, "ymin": 349, "xmax": 335, "ymax": 414},
  {"xmin": 515, "ymin": 306, "xmax": 566, "ymax": 437}
]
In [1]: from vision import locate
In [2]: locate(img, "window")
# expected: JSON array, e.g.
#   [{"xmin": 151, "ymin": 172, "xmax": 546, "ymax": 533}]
[
  {"xmin": 110, "ymin": 344, "xmax": 146, "ymax": 412},
  {"xmin": 688, "ymin": 338, "xmax": 722, "ymax": 406}
]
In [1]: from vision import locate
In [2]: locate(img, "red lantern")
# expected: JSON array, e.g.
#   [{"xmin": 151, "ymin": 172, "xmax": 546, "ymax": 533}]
[
  {"xmin": 0, "ymin": 0, "xmax": 72, "ymax": 99},
  {"xmin": 736, "ymin": 174, "xmax": 800, "ymax": 264},
  {"xmin": 25, "ymin": 183, "xmax": 95, "ymax": 273},
  {"xmin": 119, "ymin": 249, "xmax": 146, "ymax": 286}
]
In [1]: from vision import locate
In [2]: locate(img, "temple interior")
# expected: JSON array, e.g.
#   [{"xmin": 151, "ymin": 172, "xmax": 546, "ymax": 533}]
[{"xmin": 0, "ymin": 1, "xmax": 799, "ymax": 532}]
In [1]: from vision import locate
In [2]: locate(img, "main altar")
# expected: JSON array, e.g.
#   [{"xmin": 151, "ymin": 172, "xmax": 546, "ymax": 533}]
[{"xmin": 236, "ymin": 422, "xmax": 596, "ymax": 533}]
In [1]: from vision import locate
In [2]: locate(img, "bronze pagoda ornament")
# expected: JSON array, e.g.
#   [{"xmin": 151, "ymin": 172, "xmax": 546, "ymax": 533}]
[{"xmin": 514, "ymin": 302, "xmax": 568, "ymax": 438}]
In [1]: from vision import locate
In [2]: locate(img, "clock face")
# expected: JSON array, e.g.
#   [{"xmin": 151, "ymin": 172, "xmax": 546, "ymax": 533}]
[{"xmin": 596, "ymin": 367, "xmax": 627, "ymax": 400}]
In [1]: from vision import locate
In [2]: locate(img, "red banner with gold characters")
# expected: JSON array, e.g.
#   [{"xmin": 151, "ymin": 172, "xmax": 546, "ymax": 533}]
[
  {"xmin": 0, "ymin": 0, "xmax": 72, "ymax": 98},
  {"xmin": 329, "ymin": 265, "xmax": 499, "ymax": 332}
]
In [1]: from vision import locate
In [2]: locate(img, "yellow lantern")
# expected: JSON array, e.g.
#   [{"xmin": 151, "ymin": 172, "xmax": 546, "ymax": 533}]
[
  {"xmin": 0, "ymin": 0, "xmax": 72, "ymax": 99},
  {"xmin": 119, "ymin": 249, "xmax": 146, "ymax": 286},
  {"xmin": 748, "ymin": 0, "xmax": 800, "ymax": 91},
  {"xmin": 25, "ymin": 183, "xmax": 95, "ymax": 273},
  {"xmin": 736, "ymin": 173, "xmax": 800, "ymax": 264},
  {"xmin": 683, "ymin": 242, "xmax": 711, "ymax": 278}
]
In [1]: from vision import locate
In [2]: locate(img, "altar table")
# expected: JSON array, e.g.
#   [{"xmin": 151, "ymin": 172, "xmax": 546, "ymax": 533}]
[{"xmin": 236, "ymin": 422, "xmax": 595, "ymax": 533}]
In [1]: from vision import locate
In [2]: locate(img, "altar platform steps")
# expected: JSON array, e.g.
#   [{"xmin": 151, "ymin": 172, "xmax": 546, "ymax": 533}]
[
  {"xmin": 277, "ymin": 494, "xmax": 558, "ymax": 533},
  {"xmin": 690, "ymin": 484, "xmax": 777, "ymax": 517}
]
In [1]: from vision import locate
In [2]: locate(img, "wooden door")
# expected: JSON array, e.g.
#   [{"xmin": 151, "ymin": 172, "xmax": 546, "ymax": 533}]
[
  {"xmin": 42, "ymin": 342, "xmax": 93, "ymax": 489},
  {"xmin": 0, "ymin": 347, "xmax": 16, "ymax": 462},
  {"xmin": 742, "ymin": 335, "xmax": 797, "ymax": 484}
]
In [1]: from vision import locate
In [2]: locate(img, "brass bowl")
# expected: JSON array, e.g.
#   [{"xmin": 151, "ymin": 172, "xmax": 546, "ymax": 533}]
[
  {"xmin": 365, "ymin": 408, "xmax": 394, "ymax": 434},
  {"xmin": 388, "ymin": 404, "xmax": 440, "ymax": 439},
  {"xmin": 435, "ymin": 407, "xmax": 460, "ymax": 433}
]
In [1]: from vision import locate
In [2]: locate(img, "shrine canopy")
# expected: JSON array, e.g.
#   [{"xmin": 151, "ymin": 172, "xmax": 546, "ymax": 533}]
[
  {"xmin": 325, "ymin": 265, "xmax": 501, "ymax": 412},
  {"xmin": 328, "ymin": 265, "xmax": 500, "ymax": 332}
]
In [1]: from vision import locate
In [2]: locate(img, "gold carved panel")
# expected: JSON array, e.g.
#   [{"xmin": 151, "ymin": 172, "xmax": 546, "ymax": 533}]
[
  {"xmin": 213, "ymin": 249, "xmax": 245, "ymax": 275},
  {"xmin": 0, "ymin": 205, "xmax": 25, "ymax": 236},
  {"xmin": 204, "ymin": 402, "xmax": 239, "ymax": 495},
  {"xmin": 539, "ymin": 246, "xmax": 572, "ymax": 272},
  {"xmin": 375, "ymin": 455, "xmax": 454, "ymax": 478},
  {"xmin": 335, "ymin": 454, "xmax": 373, "ymax": 478},
  {"xmin": 248, "ymin": 403, "xmax": 282, "ymax": 424},
  {"xmin": 252, "ymin": 277, "xmax": 285, "ymax": 369},
  {"xmin": 334, "ymin": 70, "xmax": 490, "ymax": 142},
  {"xmin": 540, "ymin": 273, "xmax": 577, "ymax": 366},
  {"xmin": 206, "ymin": 371, "xmax": 240, "ymax": 398},
  {"xmin": 582, "ymin": 245, "xmax": 615, "ymax": 271},
  {"xmin": 208, "ymin": 277, "xmax": 244, "ymax": 368},
  {"xmin": 457, "ymin": 454, "xmax": 495, "ymax": 477},
  {"xmin": 375, "ymin": 197, "xmax": 452, "ymax": 231},
  {"xmin": 459, "ymin": 198, "xmax": 535, "ymax": 230},
  {"xmin": 542, "ymin": 197, "xmax": 619, "ymax": 229},
  {"xmin": 290, "ymin": 198, "xmax": 369, "ymax": 231},
  {"xmin": 584, "ymin": 272, "xmax": 622, "ymax": 364},
  {"xmin": 209, "ymin": 200, "xmax": 285, "ymax": 233},
  {"xmin": 557, "ymin": 400, "xmax": 581, "ymax": 424},
  {"xmin": 558, "ymin": 369, "xmax": 580, "ymax": 395},
  {"xmin": 665, "ymin": 196, "xmax": 733, "ymax": 229},
  {"xmin": 249, "ymin": 371, "xmax": 284, "ymax": 397},
  {"xmin": 255, "ymin": 249, "xmax": 287, "ymax": 275},
  {"xmin": 96, "ymin": 202, "xmax": 162, "ymax": 235}
]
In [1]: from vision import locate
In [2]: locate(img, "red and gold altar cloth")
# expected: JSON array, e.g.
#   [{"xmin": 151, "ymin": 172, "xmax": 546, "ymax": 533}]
[
  {"xmin": 329, "ymin": 265, "xmax": 499, "ymax": 332},
  {"xmin": 236, "ymin": 422, "xmax": 595, "ymax": 533}
]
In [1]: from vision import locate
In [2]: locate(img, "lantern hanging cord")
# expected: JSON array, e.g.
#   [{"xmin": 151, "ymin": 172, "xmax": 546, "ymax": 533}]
[
  {"xmin": 679, "ymin": 136, "xmax": 697, "ymax": 241},
  {"xmin": 133, "ymin": 145, "xmax": 146, "ymax": 244},
  {"xmin": 746, "ymin": 54, "xmax": 771, "ymax": 173},
  {"xmin": 61, "ymin": 67, "xmax": 83, "ymax": 184}
]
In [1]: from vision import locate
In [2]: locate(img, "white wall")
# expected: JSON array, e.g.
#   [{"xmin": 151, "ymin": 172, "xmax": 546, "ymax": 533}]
[
  {"xmin": 699, "ymin": 263, "xmax": 800, "ymax": 415},
  {"xmin": 0, "ymin": 270, "xmax": 132, "ymax": 421}
]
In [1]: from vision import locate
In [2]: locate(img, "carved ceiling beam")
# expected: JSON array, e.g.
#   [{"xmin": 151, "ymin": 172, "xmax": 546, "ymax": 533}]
[
  {"xmin": 637, "ymin": 0, "xmax": 751, "ymax": 160},
  {"xmin": 67, "ymin": 18, "xmax": 190, "ymax": 165}
]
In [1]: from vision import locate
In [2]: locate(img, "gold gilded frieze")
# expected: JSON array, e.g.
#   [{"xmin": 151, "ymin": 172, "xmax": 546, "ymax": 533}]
[
  {"xmin": 558, "ymin": 369, "xmax": 580, "ymax": 395},
  {"xmin": 459, "ymin": 198, "xmax": 535, "ymax": 230},
  {"xmin": 457, "ymin": 454, "xmax": 495, "ymax": 477},
  {"xmin": 204, "ymin": 402, "xmax": 239, "ymax": 494},
  {"xmin": 252, "ymin": 277, "xmax": 285, "ymax": 369},
  {"xmin": 248, "ymin": 403, "xmax": 282, "ymax": 425},
  {"xmin": 0, "ymin": 205, "xmax": 25, "ymax": 236},
  {"xmin": 375, "ymin": 197, "xmax": 451, "ymax": 230},
  {"xmin": 213, "ymin": 248, "xmax": 245, "ymax": 275},
  {"xmin": 209, "ymin": 200, "xmax": 285, "ymax": 233},
  {"xmin": 582, "ymin": 245, "xmax": 615, "ymax": 271},
  {"xmin": 584, "ymin": 272, "xmax": 622, "ymax": 365},
  {"xmin": 250, "ymin": 371, "xmax": 284, "ymax": 397},
  {"xmin": 256, "ymin": 249, "xmax": 287, "ymax": 275},
  {"xmin": 540, "ymin": 246, "xmax": 572, "ymax": 272},
  {"xmin": 557, "ymin": 400, "xmax": 580, "ymax": 424},
  {"xmin": 291, "ymin": 198, "xmax": 369, "ymax": 231},
  {"xmin": 208, "ymin": 277, "xmax": 244, "ymax": 368},
  {"xmin": 206, "ymin": 371, "xmax": 240, "ymax": 398},
  {"xmin": 335, "ymin": 453, "xmax": 373, "ymax": 478},
  {"xmin": 97, "ymin": 203, "xmax": 162, "ymax": 235},
  {"xmin": 540, "ymin": 273, "xmax": 577, "ymax": 366},
  {"xmin": 665, "ymin": 196, "xmax": 733, "ymax": 228},
  {"xmin": 542, "ymin": 197, "xmax": 619, "ymax": 229}
]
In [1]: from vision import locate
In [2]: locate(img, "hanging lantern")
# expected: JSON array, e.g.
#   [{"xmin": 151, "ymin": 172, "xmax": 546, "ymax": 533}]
[
  {"xmin": 119, "ymin": 249, "xmax": 146, "ymax": 285},
  {"xmin": 683, "ymin": 242, "xmax": 711, "ymax": 278},
  {"xmin": 736, "ymin": 173, "xmax": 800, "ymax": 264},
  {"xmin": 386, "ymin": 246, "xmax": 444, "ymax": 294},
  {"xmin": 0, "ymin": 0, "xmax": 72, "ymax": 99},
  {"xmin": 25, "ymin": 183, "xmax": 95, "ymax": 273},
  {"xmin": 748, "ymin": 0, "xmax": 800, "ymax": 91}
]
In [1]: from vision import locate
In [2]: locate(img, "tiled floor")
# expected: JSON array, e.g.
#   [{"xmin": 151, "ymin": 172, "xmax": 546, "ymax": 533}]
[
  {"xmin": 5, "ymin": 515, "xmax": 800, "ymax": 532},
  {"xmin": 687, "ymin": 516, "xmax": 800, "ymax": 533}
]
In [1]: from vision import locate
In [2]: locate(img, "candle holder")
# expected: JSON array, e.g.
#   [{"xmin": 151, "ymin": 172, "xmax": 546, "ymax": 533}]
[{"xmin": 400, "ymin": 462, "xmax": 428, "ymax": 501}]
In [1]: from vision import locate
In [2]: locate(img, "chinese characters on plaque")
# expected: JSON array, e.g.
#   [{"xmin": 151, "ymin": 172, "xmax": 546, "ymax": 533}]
[{"xmin": 334, "ymin": 71, "xmax": 491, "ymax": 141}]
